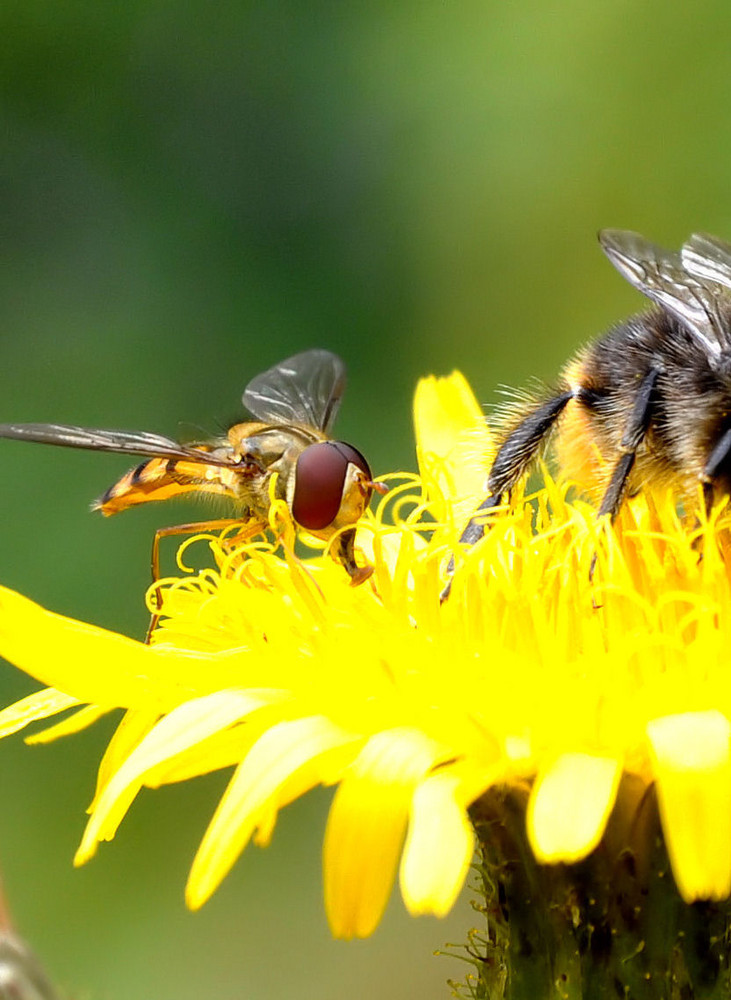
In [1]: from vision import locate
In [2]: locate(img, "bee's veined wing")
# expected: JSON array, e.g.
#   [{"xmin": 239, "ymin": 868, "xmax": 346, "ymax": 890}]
[
  {"xmin": 243, "ymin": 349, "xmax": 346, "ymax": 434},
  {"xmin": 681, "ymin": 233, "xmax": 731, "ymax": 291},
  {"xmin": 599, "ymin": 229, "xmax": 729, "ymax": 355},
  {"xmin": 0, "ymin": 423, "xmax": 236, "ymax": 468}
]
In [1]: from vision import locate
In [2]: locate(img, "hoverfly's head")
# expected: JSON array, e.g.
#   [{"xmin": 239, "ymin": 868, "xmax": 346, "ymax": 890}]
[{"xmin": 291, "ymin": 441, "xmax": 380, "ymax": 535}]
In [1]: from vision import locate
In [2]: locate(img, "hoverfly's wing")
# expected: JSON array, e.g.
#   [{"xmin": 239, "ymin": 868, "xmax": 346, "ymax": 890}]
[
  {"xmin": 681, "ymin": 233, "xmax": 731, "ymax": 291},
  {"xmin": 599, "ymin": 229, "xmax": 729, "ymax": 355},
  {"xmin": 0, "ymin": 423, "xmax": 236, "ymax": 469},
  {"xmin": 243, "ymin": 349, "xmax": 346, "ymax": 434}
]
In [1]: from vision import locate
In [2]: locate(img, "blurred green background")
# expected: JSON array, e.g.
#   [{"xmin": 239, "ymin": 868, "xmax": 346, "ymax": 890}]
[{"xmin": 2, "ymin": 1, "xmax": 731, "ymax": 997}]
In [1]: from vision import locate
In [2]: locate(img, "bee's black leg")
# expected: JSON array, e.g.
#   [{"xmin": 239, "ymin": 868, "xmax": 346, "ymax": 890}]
[
  {"xmin": 596, "ymin": 368, "xmax": 660, "ymax": 520},
  {"xmin": 484, "ymin": 391, "xmax": 575, "ymax": 502},
  {"xmin": 701, "ymin": 427, "xmax": 731, "ymax": 513},
  {"xmin": 692, "ymin": 427, "xmax": 731, "ymax": 559},
  {"xmin": 454, "ymin": 494, "xmax": 504, "ymax": 549},
  {"xmin": 702, "ymin": 482, "xmax": 715, "ymax": 519},
  {"xmin": 440, "ymin": 390, "xmax": 574, "ymax": 602},
  {"xmin": 589, "ymin": 367, "xmax": 660, "ymax": 583},
  {"xmin": 595, "ymin": 452, "xmax": 637, "ymax": 521}
]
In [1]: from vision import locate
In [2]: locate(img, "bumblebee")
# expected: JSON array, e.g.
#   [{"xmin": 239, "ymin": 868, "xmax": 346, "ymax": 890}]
[
  {"xmin": 454, "ymin": 229, "xmax": 731, "ymax": 560},
  {"xmin": 0, "ymin": 349, "xmax": 383, "ymax": 586}
]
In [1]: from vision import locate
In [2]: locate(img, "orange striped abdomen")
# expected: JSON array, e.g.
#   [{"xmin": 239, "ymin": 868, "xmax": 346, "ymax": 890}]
[{"xmin": 94, "ymin": 456, "xmax": 244, "ymax": 515}]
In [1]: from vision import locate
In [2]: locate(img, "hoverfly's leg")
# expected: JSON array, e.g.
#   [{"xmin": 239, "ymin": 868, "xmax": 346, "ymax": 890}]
[
  {"xmin": 441, "ymin": 391, "xmax": 574, "ymax": 602},
  {"xmin": 146, "ymin": 518, "xmax": 243, "ymax": 643},
  {"xmin": 332, "ymin": 527, "xmax": 374, "ymax": 586},
  {"xmin": 150, "ymin": 519, "xmax": 242, "ymax": 589},
  {"xmin": 590, "ymin": 367, "xmax": 660, "ymax": 581}
]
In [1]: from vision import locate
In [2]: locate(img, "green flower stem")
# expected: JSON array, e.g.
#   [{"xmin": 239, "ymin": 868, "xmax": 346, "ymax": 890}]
[{"xmin": 465, "ymin": 778, "xmax": 731, "ymax": 999}]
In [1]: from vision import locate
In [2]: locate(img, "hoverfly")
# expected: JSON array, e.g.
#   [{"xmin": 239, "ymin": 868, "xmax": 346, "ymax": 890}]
[
  {"xmin": 446, "ymin": 229, "xmax": 731, "ymax": 595},
  {"xmin": 0, "ymin": 349, "xmax": 384, "ymax": 608}
]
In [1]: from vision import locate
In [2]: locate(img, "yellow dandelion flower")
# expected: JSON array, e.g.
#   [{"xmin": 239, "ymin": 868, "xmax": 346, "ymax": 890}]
[{"xmin": 2, "ymin": 369, "xmax": 731, "ymax": 995}]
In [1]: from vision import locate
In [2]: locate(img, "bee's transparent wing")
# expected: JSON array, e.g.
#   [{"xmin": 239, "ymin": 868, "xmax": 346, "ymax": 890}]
[
  {"xmin": 681, "ymin": 233, "xmax": 731, "ymax": 291},
  {"xmin": 0, "ymin": 423, "xmax": 235, "ymax": 468},
  {"xmin": 599, "ymin": 229, "xmax": 728, "ymax": 354},
  {"xmin": 243, "ymin": 349, "xmax": 346, "ymax": 433}
]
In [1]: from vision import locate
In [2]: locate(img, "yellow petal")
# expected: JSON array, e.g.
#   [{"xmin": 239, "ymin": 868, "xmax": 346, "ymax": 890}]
[
  {"xmin": 0, "ymin": 688, "xmax": 79, "ymax": 738},
  {"xmin": 400, "ymin": 769, "xmax": 474, "ymax": 917},
  {"xmin": 25, "ymin": 705, "xmax": 109, "ymax": 744},
  {"xmin": 413, "ymin": 371, "xmax": 491, "ymax": 522},
  {"xmin": 324, "ymin": 728, "xmax": 446, "ymax": 939},
  {"xmin": 0, "ymin": 586, "xmax": 293, "ymax": 710},
  {"xmin": 528, "ymin": 753, "xmax": 621, "ymax": 862},
  {"xmin": 0, "ymin": 586, "xmax": 169, "ymax": 706},
  {"xmin": 76, "ymin": 690, "xmax": 285, "ymax": 864},
  {"xmin": 647, "ymin": 711, "xmax": 731, "ymax": 902},
  {"xmin": 91, "ymin": 708, "xmax": 161, "ymax": 807},
  {"xmin": 146, "ymin": 726, "xmax": 268, "ymax": 788},
  {"xmin": 186, "ymin": 715, "xmax": 359, "ymax": 909}
]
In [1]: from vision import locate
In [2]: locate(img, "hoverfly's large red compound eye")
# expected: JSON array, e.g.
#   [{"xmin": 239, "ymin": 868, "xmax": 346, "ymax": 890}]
[{"xmin": 292, "ymin": 441, "xmax": 373, "ymax": 530}]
